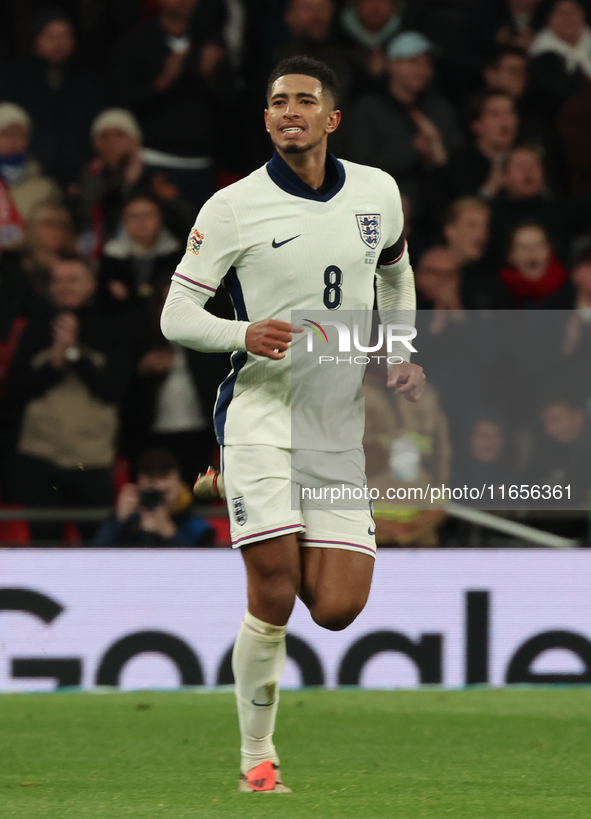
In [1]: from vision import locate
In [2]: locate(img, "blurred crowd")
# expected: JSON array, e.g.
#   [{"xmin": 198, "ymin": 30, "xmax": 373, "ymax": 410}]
[{"xmin": 1, "ymin": 0, "xmax": 591, "ymax": 544}]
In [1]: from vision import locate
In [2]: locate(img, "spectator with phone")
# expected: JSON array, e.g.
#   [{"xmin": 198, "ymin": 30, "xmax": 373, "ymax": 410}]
[{"xmin": 93, "ymin": 448, "xmax": 214, "ymax": 546}]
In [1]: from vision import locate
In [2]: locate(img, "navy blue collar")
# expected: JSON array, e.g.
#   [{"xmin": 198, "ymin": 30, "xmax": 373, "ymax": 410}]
[{"xmin": 266, "ymin": 150, "xmax": 345, "ymax": 202}]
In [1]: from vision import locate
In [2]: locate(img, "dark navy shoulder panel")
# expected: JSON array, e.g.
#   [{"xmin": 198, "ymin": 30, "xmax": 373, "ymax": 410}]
[
  {"xmin": 266, "ymin": 150, "xmax": 345, "ymax": 202},
  {"xmin": 223, "ymin": 267, "xmax": 248, "ymax": 321},
  {"xmin": 215, "ymin": 267, "xmax": 249, "ymax": 444}
]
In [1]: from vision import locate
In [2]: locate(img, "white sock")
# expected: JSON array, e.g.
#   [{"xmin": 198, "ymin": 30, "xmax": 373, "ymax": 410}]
[{"xmin": 232, "ymin": 610, "xmax": 287, "ymax": 774}]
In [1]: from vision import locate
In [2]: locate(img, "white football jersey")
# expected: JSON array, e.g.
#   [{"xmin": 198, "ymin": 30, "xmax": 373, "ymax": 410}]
[{"xmin": 172, "ymin": 152, "xmax": 406, "ymax": 448}]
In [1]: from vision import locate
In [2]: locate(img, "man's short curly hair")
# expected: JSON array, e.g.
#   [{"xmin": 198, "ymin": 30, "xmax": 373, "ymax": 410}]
[{"xmin": 267, "ymin": 56, "xmax": 340, "ymax": 108}]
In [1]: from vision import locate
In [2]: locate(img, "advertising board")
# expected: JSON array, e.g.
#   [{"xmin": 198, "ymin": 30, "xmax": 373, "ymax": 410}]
[{"xmin": 1, "ymin": 549, "xmax": 590, "ymax": 691}]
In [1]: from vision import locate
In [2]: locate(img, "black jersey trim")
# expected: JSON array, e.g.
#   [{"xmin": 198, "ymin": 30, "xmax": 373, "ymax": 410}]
[
  {"xmin": 215, "ymin": 268, "xmax": 248, "ymax": 444},
  {"xmin": 266, "ymin": 150, "xmax": 345, "ymax": 201},
  {"xmin": 378, "ymin": 235, "xmax": 406, "ymax": 267}
]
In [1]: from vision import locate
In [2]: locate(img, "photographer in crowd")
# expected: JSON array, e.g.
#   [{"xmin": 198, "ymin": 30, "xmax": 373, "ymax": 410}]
[{"xmin": 93, "ymin": 448, "xmax": 214, "ymax": 546}]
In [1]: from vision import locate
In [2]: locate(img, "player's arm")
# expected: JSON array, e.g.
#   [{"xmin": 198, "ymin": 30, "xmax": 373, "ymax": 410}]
[
  {"xmin": 161, "ymin": 282, "xmax": 295, "ymax": 359},
  {"xmin": 161, "ymin": 280, "xmax": 248, "ymax": 352},
  {"xmin": 160, "ymin": 194, "xmax": 295, "ymax": 359},
  {"xmin": 376, "ymin": 219, "xmax": 425, "ymax": 402}
]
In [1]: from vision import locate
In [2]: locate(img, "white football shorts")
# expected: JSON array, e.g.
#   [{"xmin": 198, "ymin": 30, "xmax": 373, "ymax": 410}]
[{"xmin": 221, "ymin": 444, "xmax": 376, "ymax": 558}]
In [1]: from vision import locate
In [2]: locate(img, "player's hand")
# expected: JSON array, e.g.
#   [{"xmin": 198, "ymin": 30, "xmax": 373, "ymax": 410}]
[
  {"xmin": 245, "ymin": 320, "xmax": 303, "ymax": 360},
  {"xmin": 386, "ymin": 362, "xmax": 425, "ymax": 402}
]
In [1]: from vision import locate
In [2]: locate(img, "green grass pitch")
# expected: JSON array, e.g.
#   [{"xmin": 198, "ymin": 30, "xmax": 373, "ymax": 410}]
[{"xmin": 1, "ymin": 688, "xmax": 591, "ymax": 819}]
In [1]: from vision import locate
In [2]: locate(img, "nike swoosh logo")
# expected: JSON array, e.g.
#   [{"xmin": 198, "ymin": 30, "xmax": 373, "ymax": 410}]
[
  {"xmin": 368, "ymin": 526, "xmax": 376, "ymax": 536},
  {"xmin": 272, "ymin": 235, "xmax": 300, "ymax": 248},
  {"xmin": 251, "ymin": 699, "xmax": 276, "ymax": 707}
]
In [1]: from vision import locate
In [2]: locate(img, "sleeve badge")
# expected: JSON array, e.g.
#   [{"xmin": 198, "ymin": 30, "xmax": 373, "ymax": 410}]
[{"xmin": 187, "ymin": 229, "xmax": 204, "ymax": 255}]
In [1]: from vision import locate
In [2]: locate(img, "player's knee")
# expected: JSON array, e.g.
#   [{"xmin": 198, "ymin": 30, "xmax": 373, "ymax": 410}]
[
  {"xmin": 251, "ymin": 570, "xmax": 299, "ymax": 621},
  {"xmin": 260, "ymin": 584, "xmax": 297, "ymax": 615},
  {"xmin": 311, "ymin": 598, "xmax": 365, "ymax": 632}
]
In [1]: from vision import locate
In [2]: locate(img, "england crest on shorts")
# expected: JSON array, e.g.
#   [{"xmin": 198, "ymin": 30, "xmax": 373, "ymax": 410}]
[
  {"xmin": 356, "ymin": 214, "xmax": 381, "ymax": 249},
  {"xmin": 232, "ymin": 496, "xmax": 247, "ymax": 526}
]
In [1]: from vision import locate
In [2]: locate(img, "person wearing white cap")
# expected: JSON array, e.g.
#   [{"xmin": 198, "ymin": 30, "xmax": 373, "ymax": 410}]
[
  {"xmin": 91, "ymin": 108, "xmax": 145, "ymax": 192},
  {"xmin": 349, "ymin": 31, "xmax": 463, "ymax": 224},
  {"xmin": 0, "ymin": 102, "xmax": 31, "ymax": 136},
  {"xmin": 91, "ymin": 109, "xmax": 143, "ymax": 145},
  {"xmin": 73, "ymin": 108, "xmax": 145, "ymax": 250},
  {"xmin": 0, "ymin": 102, "xmax": 60, "ymax": 224},
  {"xmin": 75, "ymin": 107, "xmax": 196, "ymax": 251}
]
